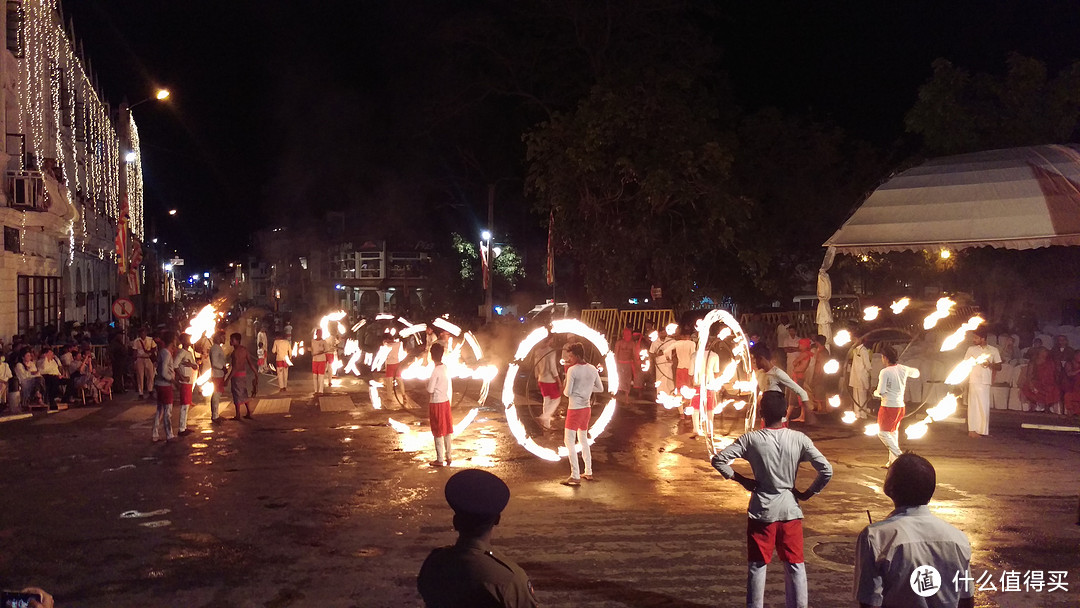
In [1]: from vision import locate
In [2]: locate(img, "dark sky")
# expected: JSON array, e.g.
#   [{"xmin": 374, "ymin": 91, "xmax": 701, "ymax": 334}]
[{"xmin": 58, "ymin": 1, "xmax": 1080, "ymax": 272}]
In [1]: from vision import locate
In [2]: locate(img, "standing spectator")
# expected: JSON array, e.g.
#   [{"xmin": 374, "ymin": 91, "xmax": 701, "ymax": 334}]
[
  {"xmin": 561, "ymin": 342, "xmax": 605, "ymax": 486},
  {"xmin": 964, "ymin": 328, "xmax": 1001, "ymax": 438},
  {"xmin": 1062, "ymin": 350, "xmax": 1080, "ymax": 416},
  {"xmin": 272, "ymin": 332, "xmax": 292, "ymax": 392},
  {"xmin": 873, "ymin": 346, "xmax": 920, "ymax": 467},
  {"xmin": 710, "ymin": 391, "xmax": 832, "ymax": 608},
  {"xmin": 417, "ymin": 469, "xmax": 538, "ymax": 608},
  {"xmin": 671, "ymin": 330, "xmax": 696, "ymax": 419},
  {"xmin": 208, "ymin": 331, "xmax": 227, "ymax": 423},
  {"xmin": 849, "ymin": 336, "xmax": 873, "ymax": 419},
  {"xmin": 779, "ymin": 324, "xmax": 800, "ymax": 372},
  {"xmin": 311, "ymin": 329, "xmax": 328, "ymax": 395},
  {"xmin": 151, "ymin": 331, "xmax": 178, "ymax": 443},
  {"xmin": 1049, "ymin": 335, "xmax": 1075, "ymax": 393},
  {"xmin": 0, "ymin": 352, "xmax": 12, "ymax": 410},
  {"xmin": 612, "ymin": 328, "xmax": 636, "ymax": 400},
  {"xmin": 853, "ymin": 453, "xmax": 973, "ymax": 608},
  {"xmin": 131, "ymin": 327, "xmax": 156, "ymax": 399},
  {"xmin": 108, "ymin": 330, "xmax": 130, "ymax": 394},
  {"xmin": 256, "ymin": 322, "xmax": 269, "ymax": 373},
  {"xmin": 426, "ymin": 342, "xmax": 453, "ymax": 467},
  {"xmin": 174, "ymin": 334, "xmax": 199, "ymax": 435}
]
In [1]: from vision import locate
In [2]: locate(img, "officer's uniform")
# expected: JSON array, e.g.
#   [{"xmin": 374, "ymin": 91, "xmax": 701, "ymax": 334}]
[{"xmin": 417, "ymin": 469, "xmax": 538, "ymax": 608}]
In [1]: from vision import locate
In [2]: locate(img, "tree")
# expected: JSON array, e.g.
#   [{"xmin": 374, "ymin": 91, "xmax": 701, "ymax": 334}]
[
  {"xmin": 905, "ymin": 54, "xmax": 1080, "ymax": 156},
  {"xmin": 525, "ymin": 69, "xmax": 752, "ymax": 309}
]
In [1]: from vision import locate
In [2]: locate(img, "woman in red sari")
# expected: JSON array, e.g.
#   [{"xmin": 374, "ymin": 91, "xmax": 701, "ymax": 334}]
[
  {"xmin": 1020, "ymin": 347, "xmax": 1061, "ymax": 413},
  {"xmin": 1062, "ymin": 350, "xmax": 1080, "ymax": 416}
]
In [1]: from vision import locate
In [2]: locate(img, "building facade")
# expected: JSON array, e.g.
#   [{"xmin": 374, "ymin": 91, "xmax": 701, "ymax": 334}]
[{"xmin": 0, "ymin": 0, "xmax": 144, "ymax": 341}]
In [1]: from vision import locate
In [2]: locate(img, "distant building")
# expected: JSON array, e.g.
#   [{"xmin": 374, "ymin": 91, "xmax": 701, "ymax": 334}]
[
  {"xmin": 325, "ymin": 239, "xmax": 432, "ymax": 315},
  {"xmin": 0, "ymin": 2, "xmax": 145, "ymax": 340}
]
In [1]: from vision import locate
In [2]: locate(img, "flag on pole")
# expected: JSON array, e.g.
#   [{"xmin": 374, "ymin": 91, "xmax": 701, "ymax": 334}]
[
  {"xmin": 545, "ymin": 210, "xmax": 554, "ymax": 286},
  {"xmin": 116, "ymin": 193, "xmax": 130, "ymax": 274},
  {"xmin": 480, "ymin": 241, "xmax": 490, "ymax": 290}
]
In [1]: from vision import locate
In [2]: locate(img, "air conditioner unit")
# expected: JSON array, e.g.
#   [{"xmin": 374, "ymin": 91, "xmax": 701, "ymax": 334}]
[{"xmin": 8, "ymin": 171, "xmax": 45, "ymax": 210}]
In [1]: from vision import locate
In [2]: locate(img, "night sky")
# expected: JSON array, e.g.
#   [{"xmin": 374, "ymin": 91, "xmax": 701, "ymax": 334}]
[{"xmin": 58, "ymin": 1, "xmax": 1080, "ymax": 272}]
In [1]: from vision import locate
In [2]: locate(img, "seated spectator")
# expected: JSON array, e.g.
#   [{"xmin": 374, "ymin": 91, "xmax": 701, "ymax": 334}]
[
  {"xmin": 998, "ymin": 335, "xmax": 1019, "ymax": 365},
  {"xmin": 1021, "ymin": 337, "xmax": 1044, "ymax": 361},
  {"xmin": 37, "ymin": 347, "xmax": 70, "ymax": 407},
  {"xmin": 15, "ymin": 350, "xmax": 44, "ymax": 407},
  {"xmin": 0, "ymin": 352, "xmax": 11, "ymax": 410},
  {"xmin": 1062, "ymin": 351, "xmax": 1080, "ymax": 416},
  {"xmin": 853, "ymin": 452, "xmax": 973, "ymax": 608},
  {"xmin": 1020, "ymin": 347, "xmax": 1060, "ymax": 413}
]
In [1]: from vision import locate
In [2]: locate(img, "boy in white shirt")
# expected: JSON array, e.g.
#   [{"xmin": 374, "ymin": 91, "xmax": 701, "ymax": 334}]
[
  {"xmin": 426, "ymin": 343, "xmax": 454, "ymax": 467},
  {"xmin": 272, "ymin": 333, "xmax": 292, "ymax": 392},
  {"xmin": 873, "ymin": 346, "xmax": 920, "ymax": 467},
  {"xmin": 173, "ymin": 334, "xmax": 199, "ymax": 436}
]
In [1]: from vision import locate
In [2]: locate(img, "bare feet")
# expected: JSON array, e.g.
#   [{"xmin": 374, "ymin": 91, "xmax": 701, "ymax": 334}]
[{"xmin": 968, "ymin": 431, "xmax": 980, "ymax": 438}]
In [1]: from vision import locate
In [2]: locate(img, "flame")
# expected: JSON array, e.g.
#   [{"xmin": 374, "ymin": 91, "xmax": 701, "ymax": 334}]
[
  {"xmin": 923, "ymin": 297, "xmax": 956, "ymax": 330},
  {"xmin": 351, "ymin": 320, "xmax": 367, "ymax": 332},
  {"xmin": 656, "ymin": 391, "xmax": 682, "ymax": 409},
  {"xmin": 926, "ymin": 394, "xmax": 958, "ymax": 422},
  {"xmin": 833, "ymin": 330, "xmax": 851, "ymax": 347},
  {"xmin": 183, "ymin": 303, "xmax": 222, "ymax": 344},
  {"xmin": 864, "ymin": 423, "xmax": 880, "ymax": 436},
  {"xmin": 731, "ymin": 400, "xmax": 746, "ymax": 411},
  {"xmin": 453, "ymin": 408, "xmax": 478, "ymax": 436},
  {"xmin": 828, "ymin": 394, "xmax": 841, "ymax": 407},
  {"xmin": 717, "ymin": 327, "xmax": 732, "ymax": 340},
  {"xmin": 368, "ymin": 380, "xmax": 383, "ymax": 409},
  {"xmin": 890, "ymin": 297, "xmax": 911, "ymax": 315},
  {"xmin": 665, "ymin": 323, "xmax": 678, "ymax": 335},
  {"xmin": 433, "ymin": 317, "xmax": 462, "ymax": 337},
  {"xmin": 639, "ymin": 348, "xmax": 651, "ymax": 372},
  {"xmin": 648, "ymin": 330, "xmax": 659, "ymax": 342},
  {"xmin": 905, "ymin": 421, "xmax": 929, "ymax": 440},
  {"xmin": 945, "ymin": 354, "xmax": 989, "ymax": 385},
  {"xmin": 863, "ymin": 306, "xmax": 881, "ymax": 321},
  {"xmin": 823, "ymin": 359, "xmax": 840, "ymax": 374},
  {"xmin": 680, "ymin": 386, "xmax": 698, "ymax": 400},
  {"xmin": 939, "ymin": 316, "xmax": 985, "ymax": 352},
  {"xmin": 316, "ymin": 310, "xmax": 347, "ymax": 340},
  {"xmin": 387, "ymin": 418, "xmax": 410, "ymax": 433},
  {"xmin": 841, "ymin": 411, "xmax": 856, "ymax": 424}
]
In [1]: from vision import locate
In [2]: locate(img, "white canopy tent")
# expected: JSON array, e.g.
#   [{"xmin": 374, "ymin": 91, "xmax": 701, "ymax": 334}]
[{"xmin": 817, "ymin": 144, "xmax": 1080, "ymax": 336}]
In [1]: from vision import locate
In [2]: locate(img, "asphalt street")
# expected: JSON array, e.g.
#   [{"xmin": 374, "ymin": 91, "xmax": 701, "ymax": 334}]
[{"xmin": 1, "ymin": 368, "xmax": 1078, "ymax": 607}]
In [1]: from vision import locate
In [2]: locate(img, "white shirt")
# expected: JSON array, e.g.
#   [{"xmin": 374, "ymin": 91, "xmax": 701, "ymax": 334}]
[
  {"xmin": 426, "ymin": 363, "xmax": 452, "ymax": 403},
  {"xmin": 272, "ymin": 339, "xmax": 292, "ymax": 361},
  {"xmin": 671, "ymin": 339, "xmax": 696, "ymax": 371},
  {"xmin": 385, "ymin": 342, "xmax": 404, "ymax": 365},
  {"xmin": 155, "ymin": 348, "xmax": 175, "ymax": 386},
  {"xmin": 132, "ymin": 336, "xmax": 154, "ymax": 358},
  {"xmin": 311, "ymin": 338, "xmax": 327, "ymax": 362},
  {"xmin": 695, "ymin": 350, "xmax": 720, "ymax": 387},
  {"xmin": 757, "ymin": 367, "xmax": 808, "ymax": 402},
  {"xmin": 257, "ymin": 331, "xmax": 267, "ymax": 350},
  {"xmin": 564, "ymin": 363, "xmax": 604, "ymax": 409},
  {"xmin": 780, "ymin": 333, "xmax": 799, "ymax": 370},
  {"xmin": 37, "ymin": 357, "xmax": 61, "ymax": 377},
  {"xmin": 963, "ymin": 344, "xmax": 1001, "ymax": 386},
  {"xmin": 174, "ymin": 348, "xmax": 197, "ymax": 384},
  {"xmin": 854, "ymin": 505, "xmax": 973, "ymax": 608},
  {"xmin": 850, "ymin": 344, "xmax": 872, "ymax": 390},
  {"xmin": 535, "ymin": 346, "xmax": 559, "ymax": 383},
  {"xmin": 875, "ymin": 364, "xmax": 920, "ymax": 408},
  {"xmin": 713, "ymin": 427, "xmax": 832, "ymax": 522},
  {"xmin": 209, "ymin": 343, "xmax": 227, "ymax": 378}
]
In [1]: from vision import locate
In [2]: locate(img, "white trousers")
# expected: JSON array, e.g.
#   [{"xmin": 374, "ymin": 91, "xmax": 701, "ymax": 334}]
[
  {"xmin": 747, "ymin": 561, "xmax": 806, "ymax": 608},
  {"xmin": 313, "ymin": 373, "xmax": 324, "ymax": 394},
  {"xmin": 968, "ymin": 383, "xmax": 990, "ymax": 435},
  {"xmin": 564, "ymin": 428, "xmax": 592, "ymax": 478},
  {"xmin": 135, "ymin": 358, "xmax": 155, "ymax": 396},
  {"xmin": 210, "ymin": 378, "xmax": 222, "ymax": 420},
  {"xmin": 850, "ymin": 387, "xmax": 870, "ymax": 417},
  {"xmin": 878, "ymin": 429, "xmax": 901, "ymax": 462},
  {"xmin": 152, "ymin": 402, "xmax": 174, "ymax": 441},
  {"xmin": 539, "ymin": 397, "xmax": 560, "ymax": 425},
  {"xmin": 277, "ymin": 365, "xmax": 289, "ymax": 389},
  {"xmin": 178, "ymin": 403, "xmax": 189, "ymax": 432},
  {"xmin": 433, "ymin": 434, "xmax": 452, "ymax": 463}
]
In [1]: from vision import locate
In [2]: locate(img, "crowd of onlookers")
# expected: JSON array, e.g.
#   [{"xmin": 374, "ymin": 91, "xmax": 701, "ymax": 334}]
[{"xmin": 0, "ymin": 324, "xmax": 120, "ymax": 413}]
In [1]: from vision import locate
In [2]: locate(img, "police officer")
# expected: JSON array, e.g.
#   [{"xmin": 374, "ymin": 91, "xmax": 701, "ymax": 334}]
[{"xmin": 417, "ymin": 469, "xmax": 538, "ymax": 607}]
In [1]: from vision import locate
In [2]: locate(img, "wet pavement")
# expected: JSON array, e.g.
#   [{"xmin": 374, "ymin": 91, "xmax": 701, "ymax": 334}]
[{"xmin": 1, "ymin": 369, "xmax": 1078, "ymax": 607}]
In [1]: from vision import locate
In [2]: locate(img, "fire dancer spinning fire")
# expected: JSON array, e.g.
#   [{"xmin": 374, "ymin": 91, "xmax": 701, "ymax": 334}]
[
  {"xmin": 964, "ymin": 327, "xmax": 1001, "ymax": 438},
  {"xmin": 534, "ymin": 335, "xmax": 561, "ymax": 430},
  {"xmin": 873, "ymin": 346, "xmax": 919, "ymax": 468},
  {"xmin": 427, "ymin": 343, "xmax": 454, "ymax": 467},
  {"xmin": 311, "ymin": 329, "xmax": 328, "ymax": 395},
  {"xmin": 710, "ymin": 391, "xmax": 832, "ymax": 608},
  {"xmin": 560, "ymin": 342, "xmax": 605, "ymax": 486}
]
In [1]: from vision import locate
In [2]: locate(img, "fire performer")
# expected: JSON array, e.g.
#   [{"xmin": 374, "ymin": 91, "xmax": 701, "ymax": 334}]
[
  {"xmin": 224, "ymin": 332, "xmax": 258, "ymax": 420},
  {"xmin": 272, "ymin": 331, "xmax": 292, "ymax": 392},
  {"xmin": 751, "ymin": 345, "xmax": 808, "ymax": 419},
  {"xmin": 174, "ymin": 334, "xmax": 199, "ymax": 436},
  {"xmin": 671, "ymin": 330, "xmax": 696, "ymax": 419},
  {"xmin": 964, "ymin": 327, "xmax": 1001, "ymax": 438},
  {"xmin": 311, "ymin": 328, "xmax": 328, "ymax": 395},
  {"xmin": 208, "ymin": 331, "xmax": 227, "ymax": 423},
  {"xmin": 535, "ymin": 336, "xmax": 562, "ymax": 430},
  {"xmin": 151, "ymin": 331, "xmax": 178, "ymax": 443},
  {"xmin": 690, "ymin": 341, "xmax": 720, "ymax": 440},
  {"xmin": 256, "ymin": 322, "xmax": 268, "ymax": 373},
  {"xmin": 873, "ymin": 346, "xmax": 920, "ymax": 468},
  {"xmin": 710, "ymin": 391, "xmax": 832, "ymax": 608},
  {"xmin": 612, "ymin": 328, "xmax": 636, "ymax": 400},
  {"xmin": 324, "ymin": 330, "xmax": 338, "ymax": 385},
  {"xmin": 849, "ymin": 336, "xmax": 873, "ymax": 419},
  {"xmin": 561, "ymin": 342, "xmax": 605, "ymax": 486},
  {"xmin": 427, "ymin": 342, "xmax": 454, "ymax": 467},
  {"xmin": 650, "ymin": 325, "xmax": 676, "ymax": 398}
]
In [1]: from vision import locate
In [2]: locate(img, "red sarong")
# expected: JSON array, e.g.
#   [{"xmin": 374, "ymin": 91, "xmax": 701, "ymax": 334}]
[
  {"xmin": 565, "ymin": 407, "xmax": 591, "ymax": 430},
  {"xmin": 747, "ymin": 518, "xmax": 804, "ymax": 564},
  {"xmin": 538, "ymin": 381, "xmax": 561, "ymax": 398},
  {"xmin": 877, "ymin": 405, "xmax": 904, "ymax": 433},
  {"xmin": 429, "ymin": 401, "xmax": 452, "ymax": 437}
]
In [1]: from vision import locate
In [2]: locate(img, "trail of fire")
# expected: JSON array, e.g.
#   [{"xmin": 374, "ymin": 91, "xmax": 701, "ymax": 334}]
[{"xmin": 940, "ymin": 316, "xmax": 985, "ymax": 352}]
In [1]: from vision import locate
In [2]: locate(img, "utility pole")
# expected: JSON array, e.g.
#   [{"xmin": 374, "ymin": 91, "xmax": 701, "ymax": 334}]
[{"xmin": 485, "ymin": 184, "xmax": 494, "ymax": 323}]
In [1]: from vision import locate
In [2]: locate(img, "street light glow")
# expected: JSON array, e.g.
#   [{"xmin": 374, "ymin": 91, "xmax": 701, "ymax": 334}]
[
  {"xmin": 940, "ymin": 249, "xmax": 951, "ymax": 259},
  {"xmin": 493, "ymin": 246, "xmax": 502, "ymax": 257},
  {"xmin": 168, "ymin": 209, "xmax": 177, "ymax": 216},
  {"xmin": 155, "ymin": 89, "xmax": 170, "ymax": 100},
  {"xmin": 124, "ymin": 151, "xmax": 136, "ymax": 162},
  {"xmin": 481, "ymin": 230, "xmax": 491, "ymax": 241}
]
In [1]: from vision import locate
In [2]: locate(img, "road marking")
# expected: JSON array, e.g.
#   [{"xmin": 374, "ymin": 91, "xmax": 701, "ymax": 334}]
[
  {"xmin": 0, "ymin": 413, "xmax": 34, "ymax": 423},
  {"xmin": 254, "ymin": 398, "xmax": 292, "ymax": 415},
  {"xmin": 319, "ymin": 395, "xmax": 355, "ymax": 412}
]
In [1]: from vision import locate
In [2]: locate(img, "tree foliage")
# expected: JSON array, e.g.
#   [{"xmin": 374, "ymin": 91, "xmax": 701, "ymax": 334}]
[{"xmin": 905, "ymin": 54, "xmax": 1080, "ymax": 156}]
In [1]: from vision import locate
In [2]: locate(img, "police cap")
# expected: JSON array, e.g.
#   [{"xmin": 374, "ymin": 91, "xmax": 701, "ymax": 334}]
[{"xmin": 444, "ymin": 469, "xmax": 510, "ymax": 516}]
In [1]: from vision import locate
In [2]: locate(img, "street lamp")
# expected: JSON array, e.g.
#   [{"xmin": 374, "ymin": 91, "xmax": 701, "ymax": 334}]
[
  {"xmin": 129, "ymin": 88, "xmax": 170, "ymax": 110},
  {"xmin": 168, "ymin": 209, "xmax": 177, "ymax": 216}
]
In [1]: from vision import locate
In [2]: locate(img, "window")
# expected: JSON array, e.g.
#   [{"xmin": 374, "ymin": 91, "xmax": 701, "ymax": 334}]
[
  {"xmin": 359, "ymin": 251, "xmax": 383, "ymax": 279},
  {"xmin": 4, "ymin": 226, "xmax": 19, "ymax": 253},
  {"xmin": 6, "ymin": 1, "xmax": 23, "ymax": 58},
  {"xmin": 17, "ymin": 275, "xmax": 61, "ymax": 335}
]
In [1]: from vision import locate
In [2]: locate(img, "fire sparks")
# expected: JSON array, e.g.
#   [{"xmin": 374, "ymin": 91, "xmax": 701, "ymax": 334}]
[
  {"xmin": 863, "ymin": 306, "xmax": 881, "ymax": 321},
  {"xmin": 823, "ymin": 359, "xmax": 840, "ymax": 374},
  {"xmin": 828, "ymin": 394, "xmax": 841, "ymax": 408},
  {"xmin": 945, "ymin": 354, "xmax": 989, "ymax": 385},
  {"xmin": 842, "ymin": 411, "xmax": 856, "ymax": 424},
  {"xmin": 890, "ymin": 297, "xmax": 911, "ymax": 315},
  {"xmin": 939, "ymin": 316, "xmax": 985, "ymax": 352},
  {"xmin": 923, "ymin": 297, "xmax": 956, "ymax": 330},
  {"xmin": 905, "ymin": 421, "xmax": 929, "ymax": 440},
  {"xmin": 926, "ymin": 394, "xmax": 958, "ymax": 422},
  {"xmin": 863, "ymin": 423, "xmax": 880, "ymax": 436},
  {"xmin": 665, "ymin": 323, "xmax": 678, "ymax": 335},
  {"xmin": 833, "ymin": 329, "xmax": 852, "ymax": 347}
]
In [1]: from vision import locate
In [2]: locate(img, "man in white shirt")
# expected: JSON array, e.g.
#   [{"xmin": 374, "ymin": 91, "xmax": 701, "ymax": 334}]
[
  {"xmin": 751, "ymin": 346, "xmax": 809, "ymax": 410},
  {"xmin": 649, "ymin": 325, "xmax": 676, "ymax": 399},
  {"xmin": 853, "ymin": 453, "xmax": 973, "ymax": 608},
  {"xmin": 561, "ymin": 343, "xmax": 605, "ymax": 486},
  {"xmin": 534, "ymin": 336, "xmax": 562, "ymax": 430},
  {"xmin": 311, "ymin": 329, "xmax": 328, "ymax": 395},
  {"xmin": 173, "ymin": 334, "xmax": 199, "ymax": 436},
  {"xmin": 426, "ymin": 343, "xmax": 454, "ymax": 467},
  {"xmin": 849, "ymin": 337, "xmax": 873, "ymax": 419},
  {"xmin": 152, "ymin": 331, "xmax": 178, "ymax": 442},
  {"xmin": 208, "ymin": 331, "xmax": 227, "ymax": 423},
  {"xmin": 37, "ymin": 347, "xmax": 68, "ymax": 407},
  {"xmin": 690, "ymin": 344, "xmax": 721, "ymax": 440},
  {"xmin": 131, "ymin": 327, "xmax": 156, "ymax": 399},
  {"xmin": 272, "ymin": 332, "xmax": 292, "ymax": 392},
  {"xmin": 779, "ymin": 325, "xmax": 800, "ymax": 373},
  {"xmin": 874, "ymin": 346, "xmax": 920, "ymax": 467},
  {"xmin": 964, "ymin": 328, "xmax": 1001, "ymax": 438},
  {"xmin": 711, "ymin": 392, "xmax": 832, "ymax": 608},
  {"xmin": 671, "ymin": 332, "xmax": 696, "ymax": 417},
  {"xmin": 256, "ymin": 323, "xmax": 269, "ymax": 373}
]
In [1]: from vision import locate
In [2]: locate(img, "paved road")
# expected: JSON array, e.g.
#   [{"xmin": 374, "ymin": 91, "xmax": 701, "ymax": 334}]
[{"xmin": 1, "ymin": 369, "xmax": 1078, "ymax": 607}]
